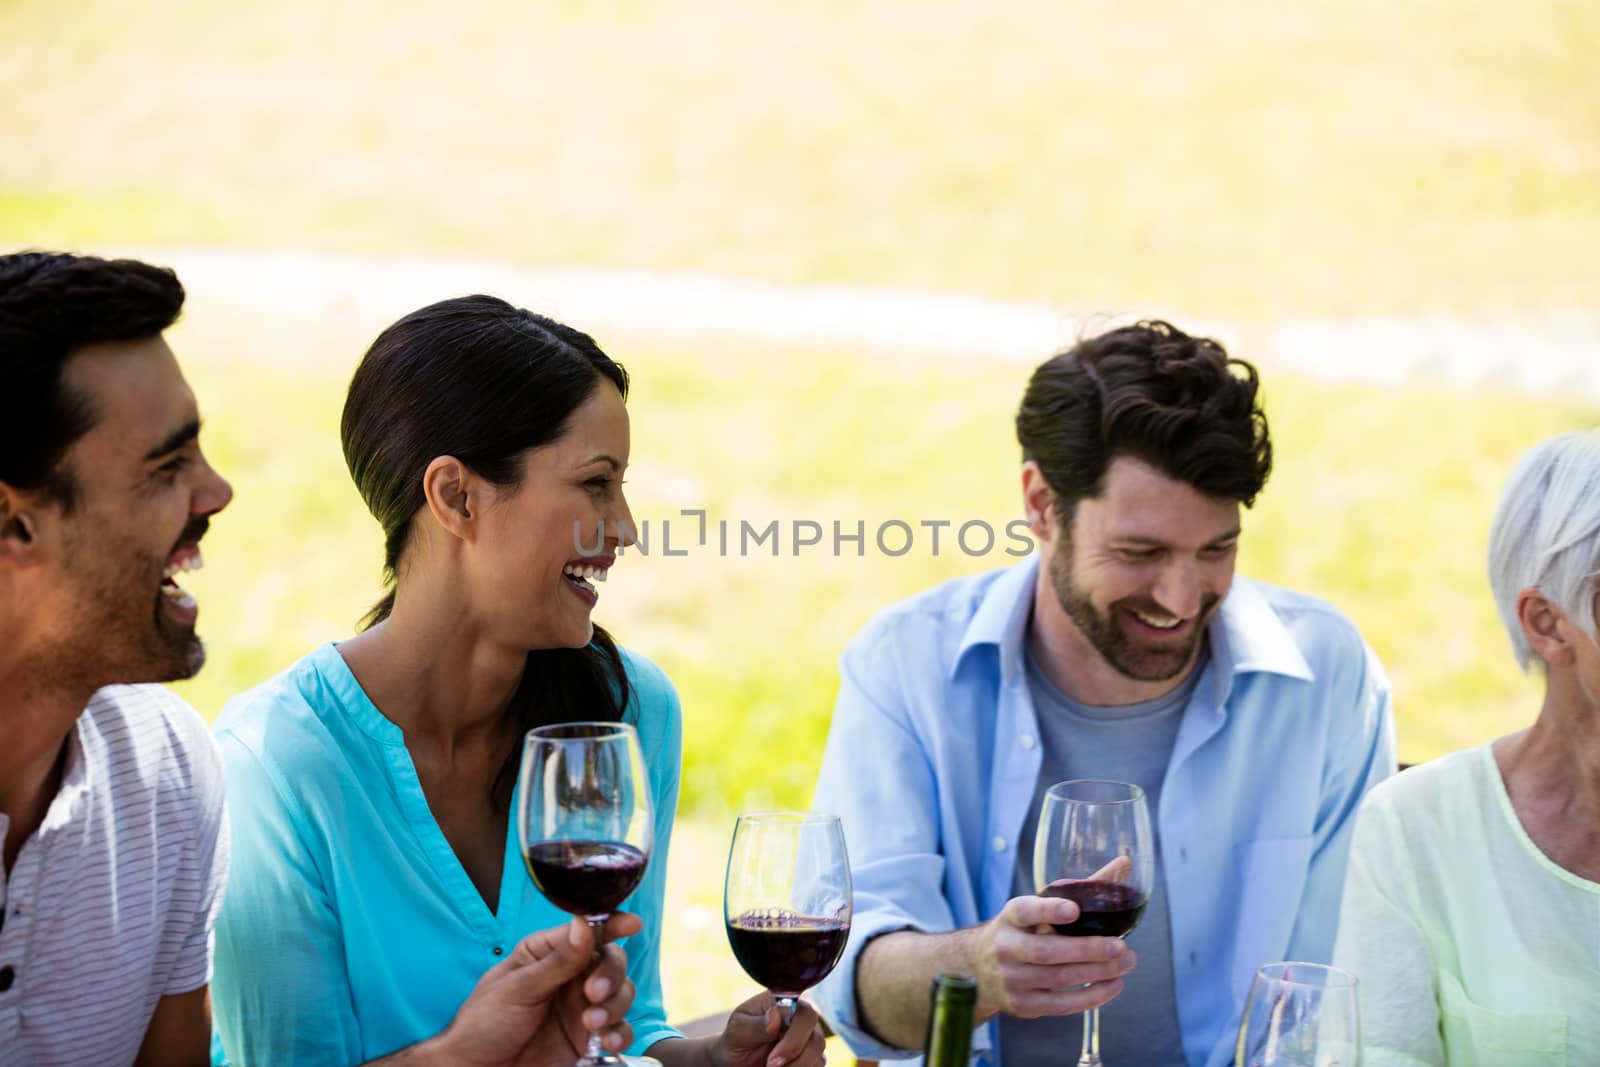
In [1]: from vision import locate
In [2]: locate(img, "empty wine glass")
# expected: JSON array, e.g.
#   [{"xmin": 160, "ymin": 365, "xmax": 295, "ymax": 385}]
[
  {"xmin": 724, "ymin": 812, "xmax": 852, "ymax": 1027},
  {"xmin": 1033, "ymin": 779, "xmax": 1155, "ymax": 1067},
  {"xmin": 518, "ymin": 722, "xmax": 654, "ymax": 1067},
  {"xmin": 1235, "ymin": 962, "xmax": 1361, "ymax": 1067}
]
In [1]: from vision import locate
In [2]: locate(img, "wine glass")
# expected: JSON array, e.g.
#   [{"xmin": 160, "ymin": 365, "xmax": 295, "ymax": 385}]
[
  {"xmin": 518, "ymin": 722, "xmax": 654, "ymax": 1067},
  {"xmin": 1033, "ymin": 779, "xmax": 1155, "ymax": 1067},
  {"xmin": 724, "ymin": 812, "xmax": 853, "ymax": 1027},
  {"xmin": 1235, "ymin": 962, "xmax": 1361, "ymax": 1067}
]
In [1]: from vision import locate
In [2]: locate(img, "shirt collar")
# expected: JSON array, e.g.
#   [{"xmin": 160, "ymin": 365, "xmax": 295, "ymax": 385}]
[
  {"xmin": 952, "ymin": 554, "xmax": 1042, "ymax": 684},
  {"xmin": 951, "ymin": 556, "xmax": 1314, "ymax": 688},
  {"xmin": 1209, "ymin": 576, "xmax": 1315, "ymax": 683},
  {"xmin": 38, "ymin": 712, "xmax": 92, "ymax": 836}
]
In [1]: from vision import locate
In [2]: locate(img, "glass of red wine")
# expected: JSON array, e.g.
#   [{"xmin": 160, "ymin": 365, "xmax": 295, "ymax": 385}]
[
  {"xmin": 519, "ymin": 721, "xmax": 654, "ymax": 1067},
  {"xmin": 724, "ymin": 812, "xmax": 852, "ymax": 1028},
  {"xmin": 1033, "ymin": 779, "xmax": 1154, "ymax": 1067},
  {"xmin": 1234, "ymin": 962, "xmax": 1360, "ymax": 1067}
]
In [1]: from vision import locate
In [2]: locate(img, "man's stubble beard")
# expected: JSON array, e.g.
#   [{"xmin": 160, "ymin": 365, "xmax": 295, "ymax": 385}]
[{"xmin": 1048, "ymin": 536, "xmax": 1217, "ymax": 684}]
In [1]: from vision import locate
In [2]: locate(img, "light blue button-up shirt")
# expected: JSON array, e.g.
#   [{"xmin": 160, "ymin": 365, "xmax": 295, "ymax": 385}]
[{"xmin": 812, "ymin": 556, "xmax": 1394, "ymax": 1067}]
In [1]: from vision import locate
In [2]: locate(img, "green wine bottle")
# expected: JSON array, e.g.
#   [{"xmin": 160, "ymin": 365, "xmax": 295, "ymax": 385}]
[{"xmin": 923, "ymin": 972, "xmax": 978, "ymax": 1067}]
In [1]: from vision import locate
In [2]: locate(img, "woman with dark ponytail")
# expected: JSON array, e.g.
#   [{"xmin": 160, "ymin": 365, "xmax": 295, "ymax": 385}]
[{"xmin": 208, "ymin": 297, "xmax": 826, "ymax": 1067}]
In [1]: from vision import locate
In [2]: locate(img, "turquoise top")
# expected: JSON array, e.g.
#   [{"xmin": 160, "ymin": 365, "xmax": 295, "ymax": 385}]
[{"xmin": 210, "ymin": 642, "xmax": 682, "ymax": 1065}]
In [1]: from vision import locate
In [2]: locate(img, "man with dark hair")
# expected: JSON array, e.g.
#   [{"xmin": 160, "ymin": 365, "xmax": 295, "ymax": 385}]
[
  {"xmin": 813, "ymin": 321, "xmax": 1395, "ymax": 1067},
  {"xmin": 0, "ymin": 252, "xmax": 639, "ymax": 1066}
]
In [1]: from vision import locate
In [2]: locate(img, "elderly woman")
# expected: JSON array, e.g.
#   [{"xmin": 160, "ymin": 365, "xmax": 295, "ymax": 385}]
[
  {"xmin": 1333, "ymin": 430, "xmax": 1600, "ymax": 1065},
  {"xmin": 210, "ymin": 297, "xmax": 827, "ymax": 1067}
]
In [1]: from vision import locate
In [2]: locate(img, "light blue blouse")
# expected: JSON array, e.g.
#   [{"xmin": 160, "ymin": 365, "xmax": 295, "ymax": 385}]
[{"xmin": 210, "ymin": 642, "xmax": 682, "ymax": 1065}]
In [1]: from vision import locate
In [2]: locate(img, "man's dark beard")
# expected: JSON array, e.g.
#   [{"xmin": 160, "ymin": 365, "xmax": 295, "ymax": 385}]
[
  {"xmin": 52, "ymin": 514, "xmax": 209, "ymax": 691},
  {"xmin": 1048, "ymin": 543, "xmax": 1217, "ymax": 683}
]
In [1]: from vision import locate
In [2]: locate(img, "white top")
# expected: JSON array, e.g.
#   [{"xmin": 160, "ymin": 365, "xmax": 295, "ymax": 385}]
[
  {"xmin": 0, "ymin": 685, "xmax": 228, "ymax": 1066},
  {"xmin": 1334, "ymin": 743, "xmax": 1600, "ymax": 1066}
]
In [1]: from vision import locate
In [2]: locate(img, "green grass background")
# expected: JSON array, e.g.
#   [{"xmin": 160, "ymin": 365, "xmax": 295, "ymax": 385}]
[{"xmin": 5, "ymin": 0, "xmax": 1598, "ymax": 1036}]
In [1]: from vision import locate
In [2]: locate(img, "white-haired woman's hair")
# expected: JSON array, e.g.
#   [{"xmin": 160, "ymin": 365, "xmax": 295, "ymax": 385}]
[{"xmin": 1488, "ymin": 429, "xmax": 1600, "ymax": 671}]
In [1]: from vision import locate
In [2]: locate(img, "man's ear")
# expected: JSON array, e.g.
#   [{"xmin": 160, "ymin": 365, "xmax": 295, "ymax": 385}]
[
  {"xmin": 1518, "ymin": 587, "xmax": 1574, "ymax": 669},
  {"xmin": 1021, "ymin": 461, "xmax": 1059, "ymax": 544},
  {"xmin": 421, "ymin": 456, "xmax": 479, "ymax": 543},
  {"xmin": 0, "ymin": 480, "xmax": 46, "ymax": 569}
]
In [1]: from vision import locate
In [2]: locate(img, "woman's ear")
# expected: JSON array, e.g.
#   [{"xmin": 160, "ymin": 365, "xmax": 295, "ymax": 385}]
[
  {"xmin": 421, "ymin": 456, "xmax": 477, "ymax": 542},
  {"xmin": 1518, "ymin": 587, "xmax": 1575, "ymax": 669}
]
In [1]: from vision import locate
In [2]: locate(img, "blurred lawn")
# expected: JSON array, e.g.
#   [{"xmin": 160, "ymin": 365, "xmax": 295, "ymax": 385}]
[
  {"xmin": 158, "ymin": 301, "xmax": 1593, "ymax": 1024},
  {"xmin": 1, "ymin": 0, "xmax": 1596, "ymax": 318}
]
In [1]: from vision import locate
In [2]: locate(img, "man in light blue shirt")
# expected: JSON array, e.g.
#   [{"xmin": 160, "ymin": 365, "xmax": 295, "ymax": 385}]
[{"xmin": 812, "ymin": 320, "xmax": 1395, "ymax": 1067}]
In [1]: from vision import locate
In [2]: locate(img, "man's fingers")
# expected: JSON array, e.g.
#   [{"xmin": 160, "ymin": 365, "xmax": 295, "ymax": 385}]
[
  {"xmin": 767, "ymin": 1002, "xmax": 822, "ymax": 1065},
  {"xmin": 1007, "ymin": 978, "xmax": 1126, "ymax": 1019},
  {"xmin": 1090, "ymin": 856, "xmax": 1134, "ymax": 883},
  {"xmin": 585, "ymin": 943, "xmax": 630, "ymax": 1002},
  {"xmin": 499, "ymin": 919, "xmax": 594, "ymax": 997},
  {"xmin": 995, "ymin": 954, "xmax": 1137, "ymax": 998},
  {"xmin": 598, "ymin": 911, "xmax": 644, "ymax": 943},
  {"xmin": 581, "ymin": 971, "xmax": 636, "ymax": 1031},
  {"xmin": 1001, "ymin": 894, "xmax": 1079, "ymax": 930},
  {"xmin": 1002, "ymin": 932, "xmax": 1130, "ymax": 968}
]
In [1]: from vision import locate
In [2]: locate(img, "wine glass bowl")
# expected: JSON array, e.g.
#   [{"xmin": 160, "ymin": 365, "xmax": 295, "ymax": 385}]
[
  {"xmin": 724, "ymin": 812, "xmax": 852, "ymax": 1021},
  {"xmin": 1235, "ymin": 962, "xmax": 1360, "ymax": 1067},
  {"xmin": 517, "ymin": 721, "xmax": 654, "ymax": 1066}
]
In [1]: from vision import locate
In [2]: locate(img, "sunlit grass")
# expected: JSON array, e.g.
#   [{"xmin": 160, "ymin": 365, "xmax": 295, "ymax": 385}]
[{"xmin": 3, "ymin": 0, "xmax": 1597, "ymax": 317}]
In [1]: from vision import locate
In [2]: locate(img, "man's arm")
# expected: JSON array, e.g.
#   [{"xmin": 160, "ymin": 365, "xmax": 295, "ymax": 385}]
[
  {"xmin": 855, "ymin": 901, "xmax": 1134, "ymax": 1050},
  {"xmin": 133, "ymin": 988, "xmax": 212, "ymax": 1067}
]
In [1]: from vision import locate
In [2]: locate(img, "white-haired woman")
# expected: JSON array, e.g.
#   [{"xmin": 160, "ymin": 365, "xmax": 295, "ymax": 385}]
[{"xmin": 1332, "ymin": 430, "xmax": 1600, "ymax": 1065}]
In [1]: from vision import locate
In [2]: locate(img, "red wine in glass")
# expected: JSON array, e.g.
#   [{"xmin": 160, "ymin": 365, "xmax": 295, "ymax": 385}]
[
  {"xmin": 726, "ymin": 910, "xmax": 850, "ymax": 993},
  {"xmin": 1041, "ymin": 879, "xmax": 1148, "ymax": 939},
  {"xmin": 524, "ymin": 840, "xmax": 648, "ymax": 917}
]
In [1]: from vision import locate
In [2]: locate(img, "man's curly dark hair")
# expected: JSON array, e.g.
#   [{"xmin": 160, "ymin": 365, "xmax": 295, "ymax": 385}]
[
  {"xmin": 1016, "ymin": 319, "xmax": 1272, "ymax": 521},
  {"xmin": 0, "ymin": 251, "xmax": 185, "ymax": 507}
]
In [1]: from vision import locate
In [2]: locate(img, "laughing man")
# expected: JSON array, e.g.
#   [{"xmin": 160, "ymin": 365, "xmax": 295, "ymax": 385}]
[{"xmin": 812, "ymin": 320, "xmax": 1396, "ymax": 1067}]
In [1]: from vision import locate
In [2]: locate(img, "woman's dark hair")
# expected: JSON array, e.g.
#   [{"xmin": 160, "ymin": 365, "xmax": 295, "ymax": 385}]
[
  {"xmin": 1016, "ymin": 319, "xmax": 1272, "ymax": 522},
  {"xmin": 0, "ymin": 251, "xmax": 185, "ymax": 508},
  {"xmin": 341, "ymin": 295, "xmax": 633, "ymax": 799}
]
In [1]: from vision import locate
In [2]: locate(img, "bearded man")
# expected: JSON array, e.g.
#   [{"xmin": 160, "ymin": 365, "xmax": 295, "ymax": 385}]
[{"xmin": 811, "ymin": 321, "xmax": 1395, "ymax": 1067}]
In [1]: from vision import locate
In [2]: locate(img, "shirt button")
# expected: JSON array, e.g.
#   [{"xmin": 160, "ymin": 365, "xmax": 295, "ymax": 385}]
[
  {"xmin": 0, "ymin": 966, "xmax": 15, "ymax": 992},
  {"xmin": 493, "ymin": 946, "xmax": 504, "ymax": 956},
  {"xmin": 992, "ymin": 836, "xmax": 1007, "ymax": 852},
  {"xmin": 1020, "ymin": 734, "xmax": 1036, "ymax": 750},
  {"xmin": 1179, "ymin": 847, "xmax": 1189, "ymax": 863}
]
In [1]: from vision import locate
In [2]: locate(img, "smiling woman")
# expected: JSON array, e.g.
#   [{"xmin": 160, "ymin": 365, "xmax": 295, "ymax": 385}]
[{"xmin": 206, "ymin": 296, "xmax": 828, "ymax": 1067}]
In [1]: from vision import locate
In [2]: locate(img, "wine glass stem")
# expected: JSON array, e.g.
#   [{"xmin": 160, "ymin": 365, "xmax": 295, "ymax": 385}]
[
  {"xmin": 1078, "ymin": 1005, "xmax": 1101, "ymax": 1066},
  {"xmin": 584, "ymin": 914, "xmax": 613, "ymax": 1063},
  {"xmin": 775, "ymin": 995, "xmax": 798, "ymax": 1029}
]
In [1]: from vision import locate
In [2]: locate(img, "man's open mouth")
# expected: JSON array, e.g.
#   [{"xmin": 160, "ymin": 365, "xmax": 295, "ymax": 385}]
[{"xmin": 161, "ymin": 544, "xmax": 204, "ymax": 610}]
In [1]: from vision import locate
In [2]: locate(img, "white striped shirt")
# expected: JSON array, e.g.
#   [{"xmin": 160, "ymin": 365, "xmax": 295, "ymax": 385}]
[{"xmin": 0, "ymin": 685, "xmax": 228, "ymax": 1066}]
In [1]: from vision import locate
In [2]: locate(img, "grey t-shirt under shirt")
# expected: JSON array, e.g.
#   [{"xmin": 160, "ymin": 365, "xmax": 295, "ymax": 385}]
[{"xmin": 998, "ymin": 648, "xmax": 1199, "ymax": 1067}]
